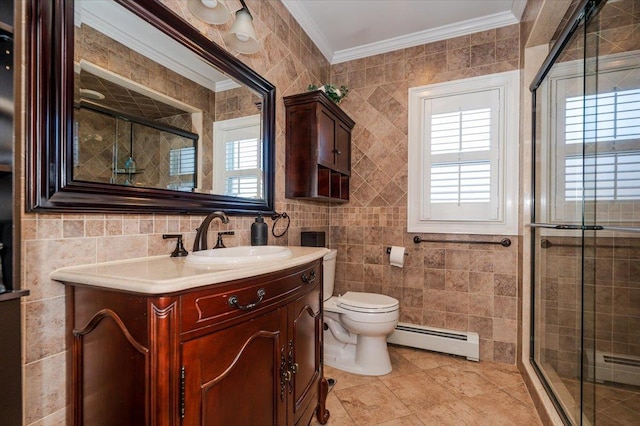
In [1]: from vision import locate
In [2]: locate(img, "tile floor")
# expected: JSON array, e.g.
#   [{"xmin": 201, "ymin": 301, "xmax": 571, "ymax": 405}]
[
  {"xmin": 311, "ymin": 345, "xmax": 542, "ymax": 425},
  {"xmin": 559, "ymin": 377, "xmax": 640, "ymax": 425}
]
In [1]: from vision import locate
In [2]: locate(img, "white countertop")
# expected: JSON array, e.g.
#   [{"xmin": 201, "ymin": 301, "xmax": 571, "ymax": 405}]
[{"xmin": 50, "ymin": 246, "xmax": 330, "ymax": 295}]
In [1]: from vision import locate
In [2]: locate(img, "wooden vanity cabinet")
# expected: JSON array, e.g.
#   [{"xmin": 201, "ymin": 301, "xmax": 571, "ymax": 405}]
[
  {"xmin": 284, "ymin": 91, "xmax": 355, "ymax": 202},
  {"xmin": 66, "ymin": 260, "xmax": 329, "ymax": 426}
]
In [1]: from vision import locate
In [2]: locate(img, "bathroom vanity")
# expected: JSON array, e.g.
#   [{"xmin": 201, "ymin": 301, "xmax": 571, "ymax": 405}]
[{"xmin": 51, "ymin": 247, "xmax": 330, "ymax": 426}]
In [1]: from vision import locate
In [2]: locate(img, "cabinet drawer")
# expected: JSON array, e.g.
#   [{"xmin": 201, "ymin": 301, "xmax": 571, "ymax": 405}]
[{"xmin": 181, "ymin": 263, "xmax": 321, "ymax": 334}]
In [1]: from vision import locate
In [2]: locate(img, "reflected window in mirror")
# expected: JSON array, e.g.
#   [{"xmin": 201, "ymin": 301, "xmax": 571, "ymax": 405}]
[{"xmin": 214, "ymin": 115, "xmax": 262, "ymax": 199}]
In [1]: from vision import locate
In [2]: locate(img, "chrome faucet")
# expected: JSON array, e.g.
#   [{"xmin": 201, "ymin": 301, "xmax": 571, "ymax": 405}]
[{"xmin": 192, "ymin": 211, "xmax": 229, "ymax": 252}]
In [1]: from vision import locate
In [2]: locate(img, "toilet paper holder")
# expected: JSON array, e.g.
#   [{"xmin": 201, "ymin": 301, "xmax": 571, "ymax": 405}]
[{"xmin": 386, "ymin": 247, "xmax": 408, "ymax": 256}]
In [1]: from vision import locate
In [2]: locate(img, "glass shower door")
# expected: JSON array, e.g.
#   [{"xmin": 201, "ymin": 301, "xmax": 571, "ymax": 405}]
[
  {"xmin": 532, "ymin": 0, "xmax": 640, "ymax": 424},
  {"xmin": 583, "ymin": 2, "xmax": 640, "ymax": 423},
  {"xmin": 531, "ymin": 10, "xmax": 588, "ymax": 424}
]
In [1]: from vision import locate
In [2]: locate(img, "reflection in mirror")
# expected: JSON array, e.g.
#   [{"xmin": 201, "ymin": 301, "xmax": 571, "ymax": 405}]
[
  {"xmin": 28, "ymin": 0, "xmax": 278, "ymax": 213},
  {"xmin": 75, "ymin": 101, "xmax": 199, "ymax": 190},
  {"xmin": 27, "ymin": 0, "xmax": 276, "ymax": 213},
  {"xmin": 73, "ymin": 0, "xmax": 265, "ymax": 200}
]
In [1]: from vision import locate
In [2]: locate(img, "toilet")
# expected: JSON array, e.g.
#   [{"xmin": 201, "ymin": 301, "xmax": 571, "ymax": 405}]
[{"xmin": 322, "ymin": 249, "xmax": 399, "ymax": 376}]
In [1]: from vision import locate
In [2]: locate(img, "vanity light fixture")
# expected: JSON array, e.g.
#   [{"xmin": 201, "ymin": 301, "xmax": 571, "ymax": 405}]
[
  {"xmin": 186, "ymin": 0, "xmax": 231, "ymax": 25},
  {"xmin": 187, "ymin": 0, "xmax": 260, "ymax": 54},
  {"xmin": 222, "ymin": 0, "xmax": 260, "ymax": 54}
]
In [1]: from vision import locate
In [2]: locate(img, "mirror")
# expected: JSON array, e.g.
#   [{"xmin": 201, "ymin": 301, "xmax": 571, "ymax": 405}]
[{"xmin": 27, "ymin": 0, "xmax": 275, "ymax": 214}]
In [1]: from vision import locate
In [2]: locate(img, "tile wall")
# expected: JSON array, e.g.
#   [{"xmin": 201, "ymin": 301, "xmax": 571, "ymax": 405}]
[
  {"xmin": 538, "ymin": 235, "xmax": 640, "ymax": 379},
  {"xmin": 329, "ymin": 25, "xmax": 522, "ymax": 364}
]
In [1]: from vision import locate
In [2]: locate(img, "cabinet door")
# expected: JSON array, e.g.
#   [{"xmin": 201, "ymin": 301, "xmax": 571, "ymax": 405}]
[
  {"xmin": 289, "ymin": 285, "xmax": 322, "ymax": 424},
  {"xmin": 181, "ymin": 309, "xmax": 288, "ymax": 426},
  {"xmin": 334, "ymin": 122, "xmax": 351, "ymax": 175},
  {"xmin": 317, "ymin": 108, "xmax": 336, "ymax": 170}
]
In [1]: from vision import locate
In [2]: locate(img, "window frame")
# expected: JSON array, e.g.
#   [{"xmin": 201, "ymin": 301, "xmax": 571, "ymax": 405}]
[{"xmin": 407, "ymin": 70, "xmax": 520, "ymax": 235}]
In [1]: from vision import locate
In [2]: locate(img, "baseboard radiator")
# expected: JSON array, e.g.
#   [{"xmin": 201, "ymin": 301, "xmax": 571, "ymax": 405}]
[
  {"xmin": 586, "ymin": 350, "xmax": 640, "ymax": 386},
  {"xmin": 387, "ymin": 322, "xmax": 480, "ymax": 362}
]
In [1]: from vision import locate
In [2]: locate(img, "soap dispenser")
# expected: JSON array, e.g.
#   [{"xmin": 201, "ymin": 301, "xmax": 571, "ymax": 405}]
[{"xmin": 251, "ymin": 213, "xmax": 268, "ymax": 246}]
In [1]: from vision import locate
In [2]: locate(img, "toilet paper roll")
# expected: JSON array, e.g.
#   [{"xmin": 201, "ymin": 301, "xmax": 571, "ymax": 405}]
[{"xmin": 389, "ymin": 246, "xmax": 406, "ymax": 268}]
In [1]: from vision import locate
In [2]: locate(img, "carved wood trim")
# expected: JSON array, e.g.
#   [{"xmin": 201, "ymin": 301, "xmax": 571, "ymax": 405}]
[
  {"xmin": 292, "ymin": 302, "xmax": 321, "ymax": 412},
  {"xmin": 316, "ymin": 377, "xmax": 331, "ymax": 424},
  {"xmin": 200, "ymin": 330, "xmax": 280, "ymax": 390},
  {"xmin": 150, "ymin": 300, "xmax": 179, "ymax": 426},
  {"xmin": 73, "ymin": 308, "xmax": 149, "ymax": 353},
  {"xmin": 73, "ymin": 308, "xmax": 149, "ymax": 424}
]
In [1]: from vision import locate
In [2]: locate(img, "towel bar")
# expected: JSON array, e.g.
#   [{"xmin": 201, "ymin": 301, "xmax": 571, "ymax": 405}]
[{"xmin": 413, "ymin": 236, "xmax": 511, "ymax": 247}]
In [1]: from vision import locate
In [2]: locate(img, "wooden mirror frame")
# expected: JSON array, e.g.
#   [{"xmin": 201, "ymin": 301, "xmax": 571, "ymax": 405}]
[{"xmin": 26, "ymin": 0, "xmax": 276, "ymax": 215}]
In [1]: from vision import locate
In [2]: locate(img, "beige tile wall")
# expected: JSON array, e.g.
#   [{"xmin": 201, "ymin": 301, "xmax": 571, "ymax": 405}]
[
  {"xmin": 537, "ymin": 235, "xmax": 640, "ymax": 378},
  {"xmin": 329, "ymin": 25, "xmax": 522, "ymax": 364}
]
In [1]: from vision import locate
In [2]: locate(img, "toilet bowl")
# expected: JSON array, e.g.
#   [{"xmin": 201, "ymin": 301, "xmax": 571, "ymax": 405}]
[{"xmin": 322, "ymin": 249, "xmax": 399, "ymax": 376}]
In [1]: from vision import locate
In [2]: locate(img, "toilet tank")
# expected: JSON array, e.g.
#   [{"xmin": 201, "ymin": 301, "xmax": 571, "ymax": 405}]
[{"xmin": 322, "ymin": 249, "xmax": 337, "ymax": 302}]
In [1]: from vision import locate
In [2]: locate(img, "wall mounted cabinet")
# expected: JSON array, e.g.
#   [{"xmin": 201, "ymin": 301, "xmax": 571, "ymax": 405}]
[{"xmin": 284, "ymin": 92, "xmax": 355, "ymax": 202}]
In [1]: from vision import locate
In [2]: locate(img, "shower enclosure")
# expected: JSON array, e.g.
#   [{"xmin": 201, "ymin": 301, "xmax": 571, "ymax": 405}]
[
  {"xmin": 531, "ymin": 0, "xmax": 640, "ymax": 423},
  {"xmin": 74, "ymin": 103, "xmax": 198, "ymax": 191}
]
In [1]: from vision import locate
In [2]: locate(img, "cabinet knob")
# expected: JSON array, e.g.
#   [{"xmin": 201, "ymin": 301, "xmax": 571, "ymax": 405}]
[
  {"xmin": 332, "ymin": 149, "xmax": 342, "ymax": 155},
  {"xmin": 301, "ymin": 270, "xmax": 316, "ymax": 284}
]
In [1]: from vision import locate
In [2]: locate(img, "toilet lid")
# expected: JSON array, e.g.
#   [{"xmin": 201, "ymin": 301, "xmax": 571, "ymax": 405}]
[{"xmin": 337, "ymin": 292, "xmax": 399, "ymax": 312}]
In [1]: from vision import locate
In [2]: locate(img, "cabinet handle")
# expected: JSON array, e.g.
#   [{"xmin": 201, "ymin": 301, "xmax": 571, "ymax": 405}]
[
  {"xmin": 332, "ymin": 149, "xmax": 342, "ymax": 155},
  {"xmin": 228, "ymin": 288, "xmax": 266, "ymax": 310},
  {"xmin": 291, "ymin": 363, "xmax": 299, "ymax": 374},
  {"xmin": 301, "ymin": 270, "xmax": 316, "ymax": 284}
]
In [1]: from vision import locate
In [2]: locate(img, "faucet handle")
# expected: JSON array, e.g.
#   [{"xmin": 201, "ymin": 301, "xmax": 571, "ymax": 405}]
[
  {"xmin": 214, "ymin": 231, "xmax": 235, "ymax": 249},
  {"xmin": 162, "ymin": 234, "xmax": 189, "ymax": 257}
]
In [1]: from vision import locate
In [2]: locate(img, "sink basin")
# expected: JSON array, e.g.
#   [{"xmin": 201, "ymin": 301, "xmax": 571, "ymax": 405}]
[{"xmin": 185, "ymin": 245, "xmax": 293, "ymax": 268}]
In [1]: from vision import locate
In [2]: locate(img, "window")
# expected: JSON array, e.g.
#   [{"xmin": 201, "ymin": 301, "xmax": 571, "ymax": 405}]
[
  {"xmin": 408, "ymin": 71, "xmax": 519, "ymax": 234},
  {"xmin": 213, "ymin": 115, "xmax": 262, "ymax": 199}
]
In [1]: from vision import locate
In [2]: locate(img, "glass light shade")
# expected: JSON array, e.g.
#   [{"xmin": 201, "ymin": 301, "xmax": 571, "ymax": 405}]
[
  {"xmin": 223, "ymin": 8, "xmax": 260, "ymax": 54},
  {"xmin": 187, "ymin": 0, "xmax": 231, "ymax": 25}
]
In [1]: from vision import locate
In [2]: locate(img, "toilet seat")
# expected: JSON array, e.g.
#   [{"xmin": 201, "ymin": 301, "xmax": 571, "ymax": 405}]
[{"xmin": 337, "ymin": 292, "xmax": 399, "ymax": 313}]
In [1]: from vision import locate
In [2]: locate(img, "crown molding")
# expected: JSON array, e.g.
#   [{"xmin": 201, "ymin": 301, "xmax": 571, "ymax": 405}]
[
  {"xmin": 332, "ymin": 9, "xmax": 520, "ymax": 64},
  {"xmin": 283, "ymin": 1, "xmax": 526, "ymax": 65},
  {"xmin": 511, "ymin": 0, "xmax": 527, "ymax": 21}
]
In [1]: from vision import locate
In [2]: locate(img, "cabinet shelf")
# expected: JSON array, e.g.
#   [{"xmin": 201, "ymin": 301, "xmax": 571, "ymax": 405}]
[{"xmin": 284, "ymin": 91, "xmax": 355, "ymax": 202}]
